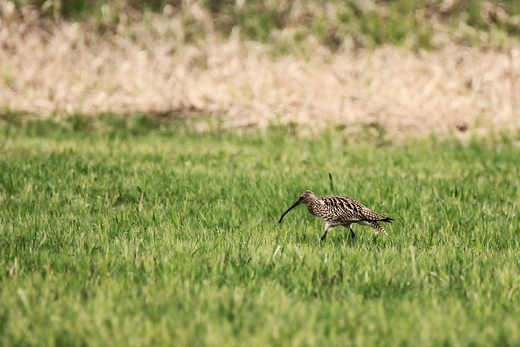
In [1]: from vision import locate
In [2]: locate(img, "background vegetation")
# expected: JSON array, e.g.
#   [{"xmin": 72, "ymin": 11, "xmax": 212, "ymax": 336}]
[{"xmin": 8, "ymin": 0, "xmax": 520, "ymax": 50}]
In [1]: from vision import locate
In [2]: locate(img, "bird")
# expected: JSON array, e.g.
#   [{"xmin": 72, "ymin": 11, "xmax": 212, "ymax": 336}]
[{"xmin": 279, "ymin": 190, "xmax": 393, "ymax": 241}]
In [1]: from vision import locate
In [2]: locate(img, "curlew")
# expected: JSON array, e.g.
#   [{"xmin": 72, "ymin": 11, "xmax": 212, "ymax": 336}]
[{"xmin": 279, "ymin": 190, "xmax": 393, "ymax": 241}]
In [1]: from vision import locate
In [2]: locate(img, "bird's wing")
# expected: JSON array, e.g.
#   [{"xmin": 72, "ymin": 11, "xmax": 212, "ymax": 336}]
[{"xmin": 319, "ymin": 195, "xmax": 389, "ymax": 222}]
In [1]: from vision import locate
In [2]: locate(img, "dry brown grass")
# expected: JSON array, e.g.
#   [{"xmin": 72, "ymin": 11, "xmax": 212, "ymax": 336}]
[{"xmin": 1, "ymin": 1, "xmax": 519, "ymax": 138}]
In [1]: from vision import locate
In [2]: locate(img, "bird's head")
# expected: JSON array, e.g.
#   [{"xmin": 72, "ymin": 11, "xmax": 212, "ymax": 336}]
[
  {"xmin": 299, "ymin": 190, "xmax": 317, "ymax": 204},
  {"xmin": 278, "ymin": 190, "xmax": 317, "ymax": 223}
]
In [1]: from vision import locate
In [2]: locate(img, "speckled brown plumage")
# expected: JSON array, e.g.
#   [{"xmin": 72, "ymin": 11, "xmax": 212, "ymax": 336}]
[{"xmin": 279, "ymin": 190, "xmax": 393, "ymax": 241}]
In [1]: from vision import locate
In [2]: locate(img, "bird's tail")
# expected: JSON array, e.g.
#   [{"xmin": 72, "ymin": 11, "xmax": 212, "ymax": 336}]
[{"xmin": 368, "ymin": 221, "xmax": 387, "ymax": 234}]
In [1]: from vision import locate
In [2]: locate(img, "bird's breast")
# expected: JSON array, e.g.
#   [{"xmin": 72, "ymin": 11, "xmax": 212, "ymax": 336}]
[{"xmin": 308, "ymin": 200, "xmax": 329, "ymax": 218}]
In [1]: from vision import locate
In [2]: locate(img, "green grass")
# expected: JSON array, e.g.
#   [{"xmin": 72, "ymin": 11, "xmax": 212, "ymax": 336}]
[{"xmin": 1, "ymin": 117, "xmax": 520, "ymax": 346}]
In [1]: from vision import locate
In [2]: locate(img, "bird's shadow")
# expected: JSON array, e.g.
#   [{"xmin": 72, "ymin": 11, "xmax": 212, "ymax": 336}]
[
  {"xmin": 316, "ymin": 235, "xmax": 358, "ymax": 247},
  {"xmin": 316, "ymin": 231, "xmax": 390, "ymax": 248}
]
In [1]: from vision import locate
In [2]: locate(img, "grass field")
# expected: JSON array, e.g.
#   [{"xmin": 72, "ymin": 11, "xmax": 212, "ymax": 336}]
[{"xmin": 1, "ymin": 117, "xmax": 520, "ymax": 346}]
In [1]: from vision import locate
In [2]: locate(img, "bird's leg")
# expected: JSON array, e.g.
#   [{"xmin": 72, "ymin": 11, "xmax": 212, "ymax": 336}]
[
  {"xmin": 320, "ymin": 230, "xmax": 328, "ymax": 242},
  {"xmin": 349, "ymin": 225, "xmax": 356, "ymax": 240},
  {"xmin": 320, "ymin": 224, "xmax": 332, "ymax": 242}
]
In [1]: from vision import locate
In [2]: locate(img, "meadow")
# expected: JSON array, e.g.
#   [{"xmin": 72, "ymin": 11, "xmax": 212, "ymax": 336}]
[{"xmin": 1, "ymin": 117, "xmax": 519, "ymax": 346}]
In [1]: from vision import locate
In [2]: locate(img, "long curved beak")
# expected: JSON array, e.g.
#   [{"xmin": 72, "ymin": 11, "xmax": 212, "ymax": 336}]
[{"xmin": 278, "ymin": 199, "xmax": 302, "ymax": 223}]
